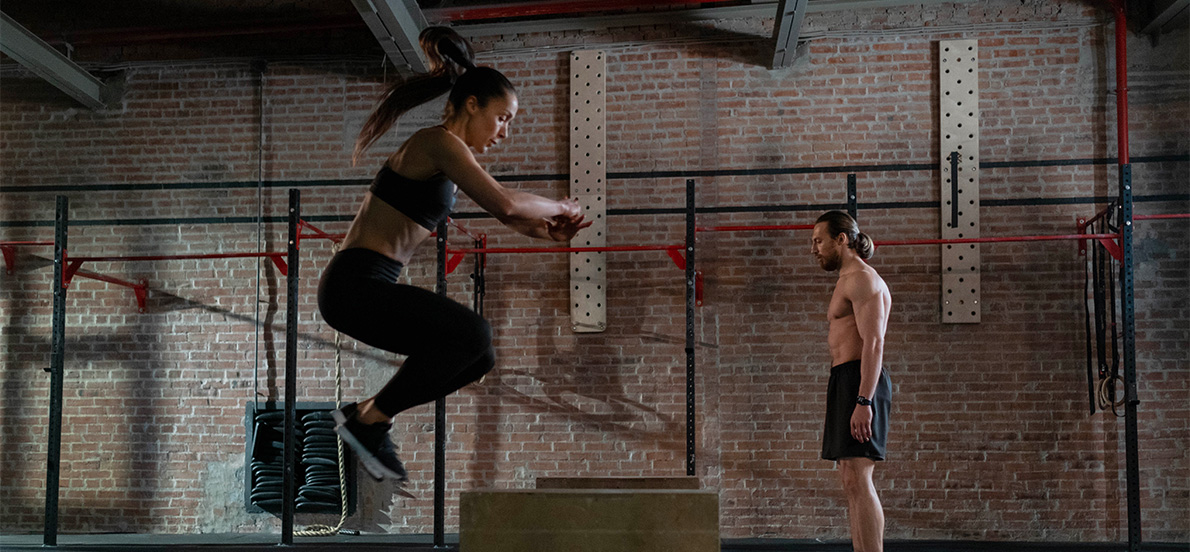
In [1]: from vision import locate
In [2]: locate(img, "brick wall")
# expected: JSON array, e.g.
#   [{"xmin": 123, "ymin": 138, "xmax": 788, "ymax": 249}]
[{"xmin": 2, "ymin": 0, "xmax": 1187, "ymax": 543}]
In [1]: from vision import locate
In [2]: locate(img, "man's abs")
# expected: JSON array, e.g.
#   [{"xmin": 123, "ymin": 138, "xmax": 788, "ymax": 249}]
[{"xmin": 828, "ymin": 315, "xmax": 864, "ymax": 366}]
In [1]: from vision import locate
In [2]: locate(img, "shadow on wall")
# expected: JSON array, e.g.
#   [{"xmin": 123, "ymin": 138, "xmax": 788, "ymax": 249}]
[
  {"xmin": 1, "ymin": 243, "xmax": 168, "ymax": 530},
  {"xmin": 0, "ymin": 326, "xmax": 167, "ymax": 530},
  {"xmin": 0, "ymin": 254, "xmax": 404, "ymax": 532},
  {"xmin": 152, "ymin": 272, "xmax": 415, "ymax": 532},
  {"xmin": 467, "ymin": 362, "xmax": 503, "ymax": 489},
  {"xmin": 0, "ymin": 249, "xmax": 53, "ymax": 525},
  {"xmin": 464, "ymin": 308, "xmax": 689, "ymax": 487}
]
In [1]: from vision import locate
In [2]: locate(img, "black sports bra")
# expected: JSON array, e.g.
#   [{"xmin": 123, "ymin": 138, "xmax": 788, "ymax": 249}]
[{"xmin": 368, "ymin": 164, "xmax": 457, "ymax": 231}]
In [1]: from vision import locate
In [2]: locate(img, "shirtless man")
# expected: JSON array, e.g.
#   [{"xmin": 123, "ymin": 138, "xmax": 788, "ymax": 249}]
[{"xmin": 810, "ymin": 211, "xmax": 892, "ymax": 552}]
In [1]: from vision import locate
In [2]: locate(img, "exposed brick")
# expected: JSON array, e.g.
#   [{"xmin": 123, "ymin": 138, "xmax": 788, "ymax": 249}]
[{"xmin": 1, "ymin": 0, "xmax": 1187, "ymax": 543}]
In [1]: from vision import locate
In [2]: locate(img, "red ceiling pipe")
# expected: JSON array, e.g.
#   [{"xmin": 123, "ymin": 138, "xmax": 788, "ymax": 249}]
[{"xmin": 435, "ymin": 0, "xmax": 744, "ymax": 22}]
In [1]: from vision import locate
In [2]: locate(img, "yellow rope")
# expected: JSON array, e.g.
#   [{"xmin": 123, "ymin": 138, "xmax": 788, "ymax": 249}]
[
  {"xmin": 1097, "ymin": 374, "xmax": 1126, "ymax": 414},
  {"xmin": 296, "ymin": 243, "xmax": 350, "ymax": 537}
]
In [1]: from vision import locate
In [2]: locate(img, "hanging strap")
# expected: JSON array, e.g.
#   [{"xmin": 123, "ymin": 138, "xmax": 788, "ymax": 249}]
[
  {"xmin": 1105, "ymin": 219, "xmax": 1123, "ymax": 416},
  {"xmin": 1092, "ymin": 218, "xmax": 1109, "ymax": 383},
  {"xmin": 1090, "ymin": 213, "xmax": 1125, "ymax": 415}
]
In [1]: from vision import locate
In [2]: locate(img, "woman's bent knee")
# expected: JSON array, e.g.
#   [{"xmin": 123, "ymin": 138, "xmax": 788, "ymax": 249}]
[
  {"xmin": 455, "ymin": 315, "xmax": 494, "ymax": 357},
  {"xmin": 475, "ymin": 345, "xmax": 496, "ymax": 376}
]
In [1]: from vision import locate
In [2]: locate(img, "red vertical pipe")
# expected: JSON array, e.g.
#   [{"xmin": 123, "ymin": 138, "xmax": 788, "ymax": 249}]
[{"xmin": 1112, "ymin": 0, "xmax": 1130, "ymax": 163}]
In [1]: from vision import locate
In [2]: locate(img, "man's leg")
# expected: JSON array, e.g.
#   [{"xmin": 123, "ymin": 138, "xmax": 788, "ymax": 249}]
[{"xmin": 837, "ymin": 457, "xmax": 883, "ymax": 552}]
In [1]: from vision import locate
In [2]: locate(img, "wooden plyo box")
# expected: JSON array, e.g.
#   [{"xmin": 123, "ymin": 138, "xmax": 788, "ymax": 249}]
[
  {"xmin": 460, "ymin": 488, "xmax": 719, "ymax": 552},
  {"xmin": 535, "ymin": 476, "xmax": 700, "ymax": 490}
]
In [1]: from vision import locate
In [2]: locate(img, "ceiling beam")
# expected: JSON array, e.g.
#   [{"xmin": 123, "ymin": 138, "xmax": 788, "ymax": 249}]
[
  {"xmin": 442, "ymin": 0, "xmax": 976, "ymax": 40},
  {"xmin": 0, "ymin": 11, "xmax": 108, "ymax": 109},
  {"xmin": 444, "ymin": 3, "xmax": 777, "ymax": 38},
  {"xmin": 1140, "ymin": 0, "xmax": 1188, "ymax": 34},
  {"xmin": 350, "ymin": 0, "xmax": 429, "ymax": 73},
  {"xmin": 771, "ymin": 0, "xmax": 808, "ymax": 68},
  {"xmin": 807, "ymin": 0, "xmax": 971, "ymax": 11}
]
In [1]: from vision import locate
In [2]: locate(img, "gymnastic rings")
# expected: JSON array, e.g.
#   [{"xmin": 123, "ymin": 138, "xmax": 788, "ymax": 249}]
[{"xmin": 1097, "ymin": 374, "xmax": 1126, "ymax": 413}]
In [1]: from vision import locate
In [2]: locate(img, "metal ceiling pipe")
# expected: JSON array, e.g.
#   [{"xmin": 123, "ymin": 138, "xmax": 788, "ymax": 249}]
[{"xmin": 41, "ymin": 16, "xmax": 365, "ymax": 46}]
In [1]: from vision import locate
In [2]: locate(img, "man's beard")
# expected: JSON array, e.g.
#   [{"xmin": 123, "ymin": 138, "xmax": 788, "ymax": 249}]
[{"xmin": 819, "ymin": 253, "xmax": 840, "ymax": 272}]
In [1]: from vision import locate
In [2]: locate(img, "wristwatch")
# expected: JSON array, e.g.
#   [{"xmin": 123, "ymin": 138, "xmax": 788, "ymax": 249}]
[{"xmin": 855, "ymin": 395, "xmax": 873, "ymax": 406}]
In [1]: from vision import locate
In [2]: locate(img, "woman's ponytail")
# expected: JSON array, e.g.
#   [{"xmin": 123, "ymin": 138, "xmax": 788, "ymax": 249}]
[
  {"xmin": 352, "ymin": 26, "xmax": 477, "ymax": 164},
  {"xmin": 419, "ymin": 26, "xmax": 476, "ymax": 76}
]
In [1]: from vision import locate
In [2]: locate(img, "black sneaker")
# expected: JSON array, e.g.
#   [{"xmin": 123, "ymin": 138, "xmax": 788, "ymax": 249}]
[{"xmin": 332, "ymin": 403, "xmax": 408, "ymax": 483}]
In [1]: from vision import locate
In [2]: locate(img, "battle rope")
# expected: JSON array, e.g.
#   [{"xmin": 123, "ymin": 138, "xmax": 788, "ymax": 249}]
[{"xmin": 296, "ymin": 243, "xmax": 352, "ymax": 536}]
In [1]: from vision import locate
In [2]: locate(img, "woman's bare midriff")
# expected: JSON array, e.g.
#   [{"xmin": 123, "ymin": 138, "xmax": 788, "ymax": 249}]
[
  {"xmin": 340, "ymin": 129, "xmax": 456, "ymax": 264},
  {"xmin": 339, "ymin": 193, "xmax": 433, "ymax": 265}
]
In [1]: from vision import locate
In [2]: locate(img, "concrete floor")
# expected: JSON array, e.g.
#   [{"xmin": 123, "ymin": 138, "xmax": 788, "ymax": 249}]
[{"xmin": 2, "ymin": 533, "xmax": 1187, "ymax": 552}]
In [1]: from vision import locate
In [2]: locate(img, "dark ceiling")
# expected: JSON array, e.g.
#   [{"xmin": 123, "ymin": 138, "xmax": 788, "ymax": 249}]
[
  {"xmin": 2, "ymin": 0, "xmax": 1184, "ymax": 67},
  {"xmin": 0, "ymin": 1, "xmax": 776, "ymax": 65}
]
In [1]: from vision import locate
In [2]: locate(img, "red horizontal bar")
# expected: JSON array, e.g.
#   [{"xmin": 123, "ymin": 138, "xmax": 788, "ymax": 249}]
[
  {"xmin": 298, "ymin": 231, "xmax": 487, "ymax": 246},
  {"xmin": 300, "ymin": 233, "xmax": 347, "ymax": 241},
  {"xmin": 298, "ymin": 220, "xmax": 339, "ymax": 242},
  {"xmin": 450, "ymin": 244, "xmax": 683, "ymax": 254},
  {"xmin": 72, "ymin": 270, "xmax": 143, "ymax": 290},
  {"xmin": 1134, "ymin": 213, "xmax": 1189, "ymax": 220},
  {"xmin": 67, "ymin": 270, "xmax": 149, "ymax": 312},
  {"xmin": 0, "ymin": 241, "xmax": 53, "ymax": 246},
  {"xmin": 876, "ymin": 233, "xmax": 1119, "ymax": 247},
  {"xmin": 696, "ymin": 224, "xmax": 815, "ymax": 233},
  {"xmin": 71, "ymin": 252, "xmax": 286, "ymax": 263},
  {"xmin": 448, "ymin": 218, "xmax": 483, "ymax": 242},
  {"xmin": 1083, "ymin": 204, "xmax": 1116, "ymax": 227}
]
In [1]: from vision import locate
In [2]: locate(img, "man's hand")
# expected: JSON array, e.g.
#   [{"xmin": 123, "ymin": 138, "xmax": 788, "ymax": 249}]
[
  {"xmin": 546, "ymin": 214, "xmax": 593, "ymax": 241},
  {"xmin": 851, "ymin": 405, "xmax": 873, "ymax": 443}
]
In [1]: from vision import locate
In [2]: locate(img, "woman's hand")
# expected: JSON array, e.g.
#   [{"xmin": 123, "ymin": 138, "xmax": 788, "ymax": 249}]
[
  {"xmin": 558, "ymin": 197, "xmax": 583, "ymax": 219},
  {"xmin": 545, "ymin": 214, "xmax": 593, "ymax": 242}
]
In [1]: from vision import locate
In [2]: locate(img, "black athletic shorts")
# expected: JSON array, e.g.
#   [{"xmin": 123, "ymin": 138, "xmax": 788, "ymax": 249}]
[{"xmin": 821, "ymin": 360, "xmax": 891, "ymax": 462}]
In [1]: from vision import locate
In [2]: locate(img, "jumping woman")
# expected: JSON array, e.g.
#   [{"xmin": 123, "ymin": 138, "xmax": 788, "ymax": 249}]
[{"xmin": 318, "ymin": 27, "xmax": 590, "ymax": 488}]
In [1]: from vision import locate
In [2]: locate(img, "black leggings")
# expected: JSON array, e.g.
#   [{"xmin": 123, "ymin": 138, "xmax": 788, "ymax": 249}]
[{"xmin": 317, "ymin": 248, "xmax": 495, "ymax": 417}]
